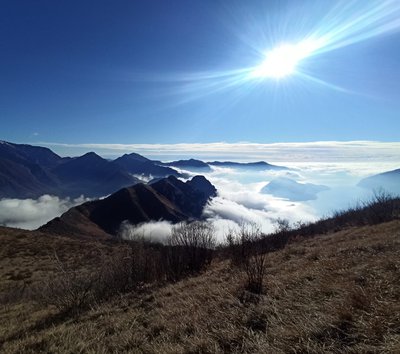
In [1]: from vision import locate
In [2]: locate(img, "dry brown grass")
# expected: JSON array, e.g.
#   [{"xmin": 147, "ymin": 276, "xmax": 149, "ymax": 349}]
[{"xmin": 1, "ymin": 221, "xmax": 400, "ymax": 353}]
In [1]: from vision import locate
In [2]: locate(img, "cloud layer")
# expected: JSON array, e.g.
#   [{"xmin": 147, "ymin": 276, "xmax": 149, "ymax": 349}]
[
  {"xmin": 40, "ymin": 141, "xmax": 400, "ymax": 163},
  {"xmin": 0, "ymin": 161, "xmax": 396, "ymax": 243},
  {"xmin": 0, "ymin": 195, "xmax": 89, "ymax": 230}
]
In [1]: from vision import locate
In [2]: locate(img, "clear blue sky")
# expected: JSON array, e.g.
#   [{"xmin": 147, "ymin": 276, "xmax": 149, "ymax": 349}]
[{"xmin": 1, "ymin": 0, "xmax": 400, "ymax": 146}]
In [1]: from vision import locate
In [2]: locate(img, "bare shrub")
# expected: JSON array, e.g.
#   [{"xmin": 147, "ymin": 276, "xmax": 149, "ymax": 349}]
[
  {"xmin": 225, "ymin": 222, "xmax": 261, "ymax": 267},
  {"xmin": 225, "ymin": 222, "xmax": 267, "ymax": 294},
  {"xmin": 166, "ymin": 222, "xmax": 216, "ymax": 280},
  {"xmin": 274, "ymin": 217, "xmax": 291, "ymax": 233},
  {"xmin": 244, "ymin": 253, "xmax": 267, "ymax": 294},
  {"xmin": 34, "ymin": 222, "xmax": 218, "ymax": 312},
  {"xmin": 363, "ymin": 189, "xmax": 398, "ymax": 224},
  {"xmin": 34, "ymin": 252, "xmax": 99, "ymax": 313},
  {"xmin": 34, "ymin": 241, "xmax": 165, "ymax": 313}
]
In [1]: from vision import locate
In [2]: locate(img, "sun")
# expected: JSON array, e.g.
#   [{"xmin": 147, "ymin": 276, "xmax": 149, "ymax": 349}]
[{"xmin": 252, "ymin": 40, "xmax": 318, "ymax": 79}]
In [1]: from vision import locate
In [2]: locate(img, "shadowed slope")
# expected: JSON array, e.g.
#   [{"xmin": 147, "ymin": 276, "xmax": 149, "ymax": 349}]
[{"xmin": 40, "ymin": 176, "xmax": 217, "ymax": 237}]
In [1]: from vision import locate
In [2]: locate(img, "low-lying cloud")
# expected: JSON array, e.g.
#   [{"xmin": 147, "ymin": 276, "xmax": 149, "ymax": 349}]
[
  {"xmin": 0, "ymin": 161, "xmax": 395, "ymax": 243},
  {"xmin": 0, "ymin": 195, "xmax": 89, "ymax": 230},
  {"xmin": 118, "ymin": 220, "xmax": 174, "ymax": 243}
]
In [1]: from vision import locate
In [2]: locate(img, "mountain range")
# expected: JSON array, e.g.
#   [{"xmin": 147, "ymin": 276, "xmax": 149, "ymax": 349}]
[
  {"xmin": 0, "ymin": 141, "xmax": 288, "ymax": 199},
  {"xmin": 40, "ymin": 175, "xmax": 217, "ymax": 238},
  {"xmin": 0, "ymin": 141, "xmax": 179, "ymax": 199},
  {"xmin": 158, "ymin": 159, "xmax": 212, "ymax": 172}
]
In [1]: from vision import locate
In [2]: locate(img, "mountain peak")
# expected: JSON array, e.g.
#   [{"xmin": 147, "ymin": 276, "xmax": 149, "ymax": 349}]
[
  {"xmin": 80, "ymin": 151, "xmax": 103, "ymax": 160},
  {"xmin": 40, "ymin": 175, "xmax": 217, "ymax": 237}
]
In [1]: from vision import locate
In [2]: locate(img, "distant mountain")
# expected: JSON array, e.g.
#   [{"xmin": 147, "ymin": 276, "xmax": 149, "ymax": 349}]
[
  {"xmin": 358, "ymin": 169, "xmax": 400, "ymax": 195},
  {"xmin": 113, "ymin": 153, "xmax": 180, "ymax": 177},
  {"xmin": 52, "ymin": 152, "xmax": 140, "ymax": 198},
  {"xmin": 208, "ymin": 161, "xmax": 287, "ymax": 170},
  {"xmin": 0, "ymin": 158, "xmax": 56, "ymax": 198},
  {"xmin": 0, "ymin": 141, "xmax": 181, "ymax": 199},
  {"xmin": 0, "ymin": 140, "xmax": 289, "ymax": 200},
  {"xmin": 0, "ymin": 140, "xmax": 62, "ymax": 168},
  {"xmin": 261, "ymin": 177, "xmax": 329, "ymax": 201},
  {"xmin": 159, "ymin": 159, "xmax": 212, "ymax": 172},
  {"xmin": 40, "ymin": 175, "xmax": 217, "ymax": 238},
  {"xmin": 0, "ymin": 141, "xmax": 61, "ymax": 198}
]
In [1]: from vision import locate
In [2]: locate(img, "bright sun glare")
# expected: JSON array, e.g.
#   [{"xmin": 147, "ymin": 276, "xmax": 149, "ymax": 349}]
[{"xmin": 252, "ymin": 40, "xmax": 319, "ymax": 79}]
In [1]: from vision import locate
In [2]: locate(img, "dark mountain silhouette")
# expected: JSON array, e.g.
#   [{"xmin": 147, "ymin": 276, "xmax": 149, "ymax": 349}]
[
  {"xmin": 52, "ymin": 152, "xmax": 140, "ymax": 198},
  {"xmin": 40, "ymin": 175, "xmax": 217, "ymax": 238},
  {"xmin": 0, "ymin": 140, "xmax": 62, "ymax": 168},
  {"xmin": 113, "ymin": 153, "xmax": 180, "ymax": 177},
  {"xmin": 0, "ymin": 141, "xmax": 61, "ymax": 198},
  {"xmin": 208, "ymin": 161, "xmax": 287, "ymax": 170},
  {"xmin": 187, "ymin": 175, "xmax": 217, "ymax": 196},
  {"xmin": 1, "ymin": 140, "xmax": 289, "ymax": 200},
  {"xmin": 358, "ymin": 168, "xmax": 400, "ymax": 195},
  {"xmin": 0, "ymin": 158, "xmax": 57, "ymax": 198},
  {"xmin": 150, "ymin": 175, "xmax": 217, "ymax": 218},
  {"xmin": 159, "ymin": 159, "xmax": 212, "ymax": 172},
  {"xmin": 0, "ymin": 141, "xmax": 180, "ymax": 199}
]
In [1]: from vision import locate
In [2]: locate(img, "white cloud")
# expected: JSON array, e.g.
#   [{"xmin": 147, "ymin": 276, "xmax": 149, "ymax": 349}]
[
  {"xmin": 39, "ymin": 141, "xmax": 400, "ymax": 163},
  {"xmin": 118, "ymin": 220, "xmax": 174, "ymax": 243},
  {"xmin": 0, "ymin": 195, "xmax": 90, "ymax": 230},
  {"xmin": 0, "ymin": 159, "xmax": 397, "ymax": 244},
  {"xmin": 203, "ymin": 195, "xmax": 317, "ymax": 242}
]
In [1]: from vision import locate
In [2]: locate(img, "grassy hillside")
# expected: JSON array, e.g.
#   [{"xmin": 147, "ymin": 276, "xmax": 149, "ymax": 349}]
[{"xmin": 1, "ymin": 218, "xmax": 399, "ymax": 353}]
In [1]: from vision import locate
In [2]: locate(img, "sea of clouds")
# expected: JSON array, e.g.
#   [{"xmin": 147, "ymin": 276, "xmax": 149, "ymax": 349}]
[{"xmin": 0, "ymin": 161, "xmax": 398, "ymax": 242}]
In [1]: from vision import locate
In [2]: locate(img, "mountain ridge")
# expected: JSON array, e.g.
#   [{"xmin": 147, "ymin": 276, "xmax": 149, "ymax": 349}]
[
  {"xmin": 0, "ymin": 141, "xmax": 181, "ymax": 199},
  {"xmin": 358, "ymin": 168, "xmax": 400, "ymax": 195},
  {"xmin": 39, "ymin": 175, "xmax": 217, "ymax": 238}
]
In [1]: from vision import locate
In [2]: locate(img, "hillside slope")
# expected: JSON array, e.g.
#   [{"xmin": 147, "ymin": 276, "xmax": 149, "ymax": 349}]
[{"xmin": 0, "ymin": 220, "xmax": 399, "ymax": 353}]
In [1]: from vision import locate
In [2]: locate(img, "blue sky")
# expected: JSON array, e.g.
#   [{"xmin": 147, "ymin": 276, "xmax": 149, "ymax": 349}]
[{"xmin": 1, "ymin": 0, "xmax": 400, "ymax": 150}]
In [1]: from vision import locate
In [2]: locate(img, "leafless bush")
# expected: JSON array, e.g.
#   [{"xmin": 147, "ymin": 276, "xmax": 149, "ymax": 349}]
[
  {"xmin": 363, "ymin": 189, "xmax": 398, "ymax": 224},
  {"xmin": 34, "ymin": 242, "xmax": 165, "ymax": 314},
  {"xmin": 225, "ymin": 223, "xmax": 267, "ymax": 294},
  {"xmin": 244, "ymin": 253, "xmax": 267, "ymax": 294},
  {"xmin": 274, "ymin": 218, "xmax": 291, "ymax": 233},
  {"xmin": 166, "ymin": 222, "xmax": 216, "ymax": 280},
  {"xmin": 225, "ymin": 222, "xmax": 261, "ymax": 267},
  {"xmin": 34, "ymin": 222, "xmax": 218, "ymax": 312},
  {"xmin": 34, "ymin": 252, "xmax": 99, "ymax": 313},
  {"xmin": 327, "ymin": 190, "xmax": 399, "ymax": 229}
]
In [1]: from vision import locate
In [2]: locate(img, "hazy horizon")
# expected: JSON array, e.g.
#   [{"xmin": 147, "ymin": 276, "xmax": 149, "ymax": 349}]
[{"xmin": 13, "ymin": 140, "xmax": 400, "ymax": 165}]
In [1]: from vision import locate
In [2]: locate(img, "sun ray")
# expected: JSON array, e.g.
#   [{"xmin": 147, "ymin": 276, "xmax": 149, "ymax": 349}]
[{"xmin": 131, "ymin": 0, "xmax": 400, "ymax": 102}]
